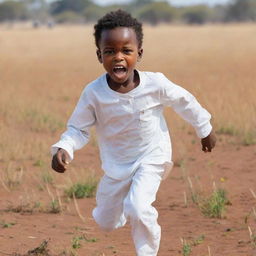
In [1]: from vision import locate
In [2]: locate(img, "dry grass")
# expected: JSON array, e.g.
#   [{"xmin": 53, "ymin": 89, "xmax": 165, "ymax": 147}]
[
  {"xmin": 0, "ymin": 23, "xmax": 255, "ymax": 183},
  {"xmin": 142, "ymin": 24, "xmax": 256, "ymax": 146}
]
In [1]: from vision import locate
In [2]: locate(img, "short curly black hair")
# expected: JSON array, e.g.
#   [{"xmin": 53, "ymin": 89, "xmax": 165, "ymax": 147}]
[{"xmin": 94, "ymin": 9, "xmax": 143, "ymax": 49}]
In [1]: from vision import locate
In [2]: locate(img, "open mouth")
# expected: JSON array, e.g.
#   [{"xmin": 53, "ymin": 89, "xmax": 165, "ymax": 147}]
[{"xmin": 113, "ymin": 66, "xmax": 127, "ymax": 75}]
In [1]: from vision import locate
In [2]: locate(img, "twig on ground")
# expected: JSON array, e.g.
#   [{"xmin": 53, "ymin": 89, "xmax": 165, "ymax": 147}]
[
  {"xmin": 249, "ymin": 188, "xmax": 256, "ymax": 200},
  {"xmin": 73, "ymin": 192, "xmax": 86, "ymax": 223}
]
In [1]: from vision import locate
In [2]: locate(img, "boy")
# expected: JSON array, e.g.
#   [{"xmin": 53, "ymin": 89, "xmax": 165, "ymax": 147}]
[{"xmin": 51, "ymin": 10, "xmax": 216, "ymax": 256}]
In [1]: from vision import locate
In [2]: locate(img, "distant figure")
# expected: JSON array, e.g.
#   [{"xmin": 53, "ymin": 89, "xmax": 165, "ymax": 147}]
[
  {"xmin": 51, "ymin": 9, "xmax": 216, "ymax": 256},
  {"xmin": 32, "ymin": 20, "xmax": 40, "ymax": 29},
  {"xmin": 47, "ymin": 20, "xmax": 55, "ymax": 29}
]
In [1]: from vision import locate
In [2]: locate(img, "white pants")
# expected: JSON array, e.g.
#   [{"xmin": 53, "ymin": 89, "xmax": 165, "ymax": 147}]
[{"xmin": 92, "ymin": 163, "xmax": 165, "ymax": 256}]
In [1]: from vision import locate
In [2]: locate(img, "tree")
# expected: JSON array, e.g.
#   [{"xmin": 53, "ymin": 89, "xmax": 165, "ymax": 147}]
[
  {"xmin": 82, "ymin": 3, "xmax": 105, "ymax": 22},
  {"xmin": 226, "ymin": 0, "xmax": 256, "ymax": 21},
  {"xmin": 136, "ymin": 2, "xmax": 176, "ymax": 25},
  {"xmin": 26, "ymin": 0, "xmax": 49, "ymax": 22},
  {"xmin": 182, "ymin": 5, "xmax": 212, "ymax": 24},
  {"xmin": 210, "ymin": 5, "xmax": 227, "ymax": 23},
  {"xmin": 131, "ymin": 0, "xmax": 154, "ymax": 7},
  {"xmin": 54, "ymin": 10, "xmax": 84, "ymax": 23},
  {"xmin": 0, "ymin": 1, "xmax": 28, "ymax": 21},
  {"xmin": 50, "ymin": 0, "xmax": 92, "ymax": 15}
]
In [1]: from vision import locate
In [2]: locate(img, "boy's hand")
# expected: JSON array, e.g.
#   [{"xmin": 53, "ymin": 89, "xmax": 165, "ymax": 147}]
[
  {"xmin": 51, "ymin": 148, "xmax": 70, "ymax": 173},
  {"xmin": 201, "ymin": 131, "xmax": 216, "ymax": 153}
]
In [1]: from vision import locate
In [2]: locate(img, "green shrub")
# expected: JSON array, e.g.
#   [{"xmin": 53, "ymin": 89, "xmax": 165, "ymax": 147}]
[
  {"xmin": 199, "ymin": 188, "xmax": 230, "ymax": 218},
  {"xmin": 65, "ymin": 181, "xmax": 97, "ymax": 199}
]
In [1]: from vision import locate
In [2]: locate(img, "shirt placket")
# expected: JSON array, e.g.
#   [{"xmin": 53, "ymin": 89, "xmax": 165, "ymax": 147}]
[{"xmin": 128, "ymin": 96, "xmax": 134, "ymax": 113}]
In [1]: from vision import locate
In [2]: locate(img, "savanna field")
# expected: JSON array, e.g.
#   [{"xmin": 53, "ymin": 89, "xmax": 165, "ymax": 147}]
[{"xmin": 0, "ymin": 23, "xmax": 256, "ymax": 255}]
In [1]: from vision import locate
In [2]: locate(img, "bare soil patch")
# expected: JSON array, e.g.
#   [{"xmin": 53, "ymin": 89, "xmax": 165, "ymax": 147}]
[{"xmin": 1, "ymin": 141, "xmax": 256, "ymax": 256}]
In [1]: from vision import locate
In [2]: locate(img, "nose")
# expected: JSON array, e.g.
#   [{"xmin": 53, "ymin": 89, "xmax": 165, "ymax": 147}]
[{"xmin": 114, "ymin": 51, "xmax": 124, "ymax": 62}]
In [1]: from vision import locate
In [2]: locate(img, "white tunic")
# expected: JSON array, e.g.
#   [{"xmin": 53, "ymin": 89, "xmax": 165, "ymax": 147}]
[{"xmin": 51, "ymin": 71, "xmax": 212, "ymax": 180}]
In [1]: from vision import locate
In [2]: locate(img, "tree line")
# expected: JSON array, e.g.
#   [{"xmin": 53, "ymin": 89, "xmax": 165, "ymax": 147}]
[{"xmin": 1, "ymin": 0, "xmax": 256, "ymax": 25}]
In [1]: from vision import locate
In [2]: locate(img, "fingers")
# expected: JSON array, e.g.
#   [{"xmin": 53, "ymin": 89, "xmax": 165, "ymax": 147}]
[
  {"xmin": 51, "ymin": 149, "xmax": 70, "ymax": 173},
  {"xmin": 52, "ymin": 155, "xmax": 65, "ymax": 173},
  {"xmin": 57, "ymin": 150, "xmax": 65, "ymax": 166},
  {"xmin": 201, "ymin": 131, "xmax": 217, "ymax": 153},
  {"xmin": 202, "ymin": 145, "xmax": 209, "ymax": 153},
  {"xmin": 62, "ymin": 151, "xmax": 70, "ymax": 165},
  {"xmin": 207, "ymin": 147, "xmax": 212, "ymax": 152},
  {"xmin": 202, "ymin": 144, "xmax": 213, "ymax": 153}
]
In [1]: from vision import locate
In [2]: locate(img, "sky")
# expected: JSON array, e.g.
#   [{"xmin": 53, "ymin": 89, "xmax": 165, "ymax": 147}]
[
  {"xmin": 0, "ymin": 0, "xmax": 231, "ymax": 7},
  {"xmin": 18, "ymin": 0, "xmax": 232, "ymax": 7},
  {"xmin": 93, "ymin": 0, "xmax": 232, "ymax": 6}
]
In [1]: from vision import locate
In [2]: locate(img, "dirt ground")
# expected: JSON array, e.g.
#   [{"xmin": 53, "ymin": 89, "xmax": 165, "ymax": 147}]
[
  {"xmin": 1, "ymin": 23, "xmax": 256, "ymax": 256},
  {"xmin": 1, "ymin": 136, "xmax": 256, "ymax": 256}
]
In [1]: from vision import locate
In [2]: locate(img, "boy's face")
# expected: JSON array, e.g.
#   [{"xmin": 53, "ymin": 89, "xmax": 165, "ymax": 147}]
[{"xmin": 97, "ymin": 27, "xmax": 143, "ymax": 86}]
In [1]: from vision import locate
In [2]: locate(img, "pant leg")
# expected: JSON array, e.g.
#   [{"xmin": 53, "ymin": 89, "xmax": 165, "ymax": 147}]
[
  {"xmin": 124, "ymin": 164, "xmax": 164, "ymax": 256},
  {"xmin": 92, "ymin": 174, "xmax": 132, "ymax": 232}
]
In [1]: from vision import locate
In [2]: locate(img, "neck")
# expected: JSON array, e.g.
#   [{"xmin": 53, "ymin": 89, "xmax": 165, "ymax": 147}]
[{"xmin": 107, "ymin": 70, "xmax": 139, "ymax": 93}]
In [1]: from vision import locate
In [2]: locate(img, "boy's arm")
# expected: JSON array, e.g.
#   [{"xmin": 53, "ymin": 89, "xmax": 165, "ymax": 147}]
[
  {"xmin": 159, "ymin": 73, "xmax": 215, "ymax": 149},
  {"xmin": 51, "ymin": 89, "xmax": 96, "ymax": 172}
]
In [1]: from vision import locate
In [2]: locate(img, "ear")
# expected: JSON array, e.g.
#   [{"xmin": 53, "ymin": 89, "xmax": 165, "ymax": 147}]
[
  {"xmin": 96, "ymin": 49, "xmax": 102, "ymax": 63},
  {"xmin": 137, "ymin": 48, "xmax": 143, "ymax": 62}
]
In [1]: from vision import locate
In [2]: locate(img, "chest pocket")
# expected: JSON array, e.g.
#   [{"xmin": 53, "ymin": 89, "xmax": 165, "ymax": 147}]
[
  {"xmin": 135, "ymin": 95, "xmax": 160, "ymax": 129},
  {"xmin": 139, "ymin": 108, "xmax": 153, "ymax": 128}
]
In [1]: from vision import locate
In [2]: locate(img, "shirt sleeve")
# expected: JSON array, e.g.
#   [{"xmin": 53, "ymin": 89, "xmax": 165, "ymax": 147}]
[
  {"xmin": 159, "ymin": 73, "xmax": 212, "ymax": 138},
  {"xmin": 51, "ymin": 88, "xmax": 96, "ymax": 160}
]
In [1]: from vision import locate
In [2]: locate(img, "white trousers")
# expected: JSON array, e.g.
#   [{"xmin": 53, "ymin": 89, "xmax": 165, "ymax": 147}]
[{"xmin": 92, "ymin": 163, "xmax": 165, "ymax": 256}]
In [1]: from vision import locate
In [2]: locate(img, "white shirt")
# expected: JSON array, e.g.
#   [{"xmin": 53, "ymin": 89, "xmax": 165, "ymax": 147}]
[{"xmin": 51, "ymin": 71, "xmax": 212, "ymax": 180}]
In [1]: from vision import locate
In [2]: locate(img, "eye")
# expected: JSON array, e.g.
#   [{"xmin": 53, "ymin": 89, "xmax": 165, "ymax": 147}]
[
  {"xmin": 123, "ymin": 49, "xmax": 133, "ymax": 54},
  {"xmin": 104, "ymin": 49, "xmax": 114, "ymax": 55}
]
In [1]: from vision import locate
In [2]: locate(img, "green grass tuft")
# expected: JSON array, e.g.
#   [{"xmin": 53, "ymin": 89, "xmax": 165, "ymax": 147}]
[
  {"xmin": 65, "ymin": 180, "xmax": 97, "ymax": 199},
  {"xmin": 41, "ymin": 171, "xmax": 54, "ymax": 184},
  {"xmin": 181, "ymin": 238, "xmax": 192, "ymax": 256},
  {"xmin": 216, "ymin": 125, "xmax": 238, "ymax": 136},
  {"xmin": 0, "ymin": 220, "xmax": 16, "ymax": 228},
  {"xmin": 49, "ymin": 199, "xmax": 61, "ymax": 214},
  {"xmin": 199, "ymin": 188, "xmax": 230, "ymax": 218},
  {"xmin": 182, "ymin": 243, "xmax": 192, "ymax": 256},
  {"xmin": 242, "ymin": 131, "xmax": 256, "ymax": 146}
]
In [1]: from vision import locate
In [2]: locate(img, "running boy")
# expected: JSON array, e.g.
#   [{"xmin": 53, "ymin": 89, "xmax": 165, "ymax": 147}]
[{"xmin": 51, "ymin": 9, "xmax": 216, "ymax": 256}]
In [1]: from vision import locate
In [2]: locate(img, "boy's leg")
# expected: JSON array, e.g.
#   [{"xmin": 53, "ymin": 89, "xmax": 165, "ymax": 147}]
[
  {"xmin": 92, "ymin": 174, "xmax": 132, "ymax": 231},
  {"xmin": 124, "ymin": 164, "xmax": 164, "ymax": 256}
]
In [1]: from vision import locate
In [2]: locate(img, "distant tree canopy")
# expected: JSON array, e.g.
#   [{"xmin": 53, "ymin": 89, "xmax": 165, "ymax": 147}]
[
  {"xmin": 181, "ymin": 5, "xmax": 212, "ymax": 24},
  {"xmin": 131, "ymin": 0, "xmax": 154, "ymax": 8},
  {"xmin": 0, "ymin": 0, "xmax": 256, "ymax": 24},
  {"xmin": 0, "ymin": 1, "xmax": 28, "ymax": 21},
  {"xmin": 226, "ymin": 0, "xmax": 256, "ymax": 21},
  {"xmin": 50, "ymin": 0, "xmax": 92, "ymax": 14},
  {"xmin": 135, "ymin": 2, "xmax": 176, "ymax": 25}
]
